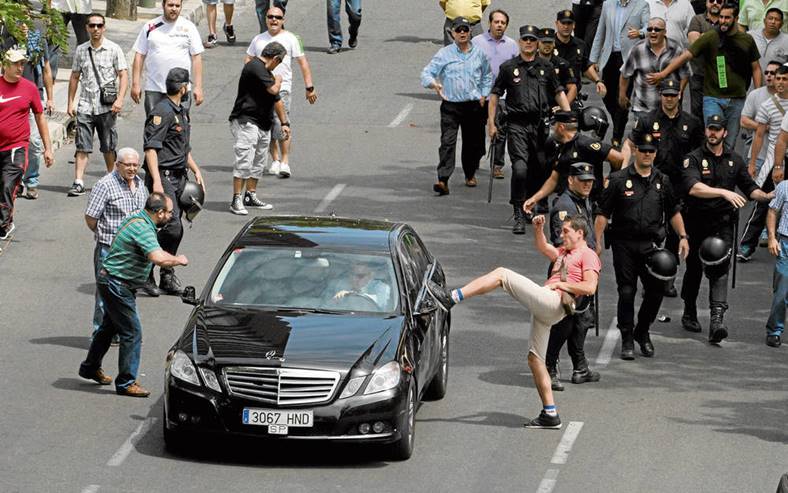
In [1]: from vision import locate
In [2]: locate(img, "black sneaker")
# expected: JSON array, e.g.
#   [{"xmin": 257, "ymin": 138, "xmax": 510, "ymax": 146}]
[
  {"xmin": 68, "ymin": 182, "xmax": 86, "ymax": 196},
  {"xmin": 204, "ymin": 33, "xmax": 217, "ymax": 49},
  {"xmin": 523, "ymin": 411, "xmax": 562, "ymax": 429},
  {"xmin": 766, "ymin": 334, "xmax": 781, "ymax": 347},
  {"xmin": 223, "ymin": 24, "xmax": 236, "ymax": 44},
  {"xmin": 243, "ymin": 191, "xmax": 273, "ymax": 210}
]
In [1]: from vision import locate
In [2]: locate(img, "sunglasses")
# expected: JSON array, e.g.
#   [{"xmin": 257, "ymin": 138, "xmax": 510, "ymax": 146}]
[
  {"xmin": 709, "ymin": 0, "xmax": 724, "ymax": 4},
  {"xmin": 765, "ymin": 70, "xmax": 777, "ymax": 75},
  {"xmin": 646, "ymin": 27, "xmax": 664, "ymax": 32},
  {"xmin": 454, "ymin": 26, "xmax": 470, "ymax": 33},
  {"xmin": 267, "ymin": 15, "xmax": 284, "ymax": 20},
  {"xmin": 87, "ymin": 23, "xmax": 104, "ymax": 28}
]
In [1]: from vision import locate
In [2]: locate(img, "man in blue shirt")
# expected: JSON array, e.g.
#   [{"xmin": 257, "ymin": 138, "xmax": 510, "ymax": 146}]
[
  {"xmin": 422, "ymin": 17, "xmax": 493, "ymax": 196},
  {"xmin": 765, "ymin": 178, "xmax": 788, "ymax": 347}
]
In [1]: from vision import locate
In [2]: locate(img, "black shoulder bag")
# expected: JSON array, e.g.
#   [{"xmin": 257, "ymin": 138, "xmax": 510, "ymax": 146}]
[{"xmin": 88, "ymin": 47, "xmax": 118, "ymax": 106}]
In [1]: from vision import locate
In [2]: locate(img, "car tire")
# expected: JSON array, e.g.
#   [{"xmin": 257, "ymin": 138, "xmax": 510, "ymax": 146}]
[
  {"xmin": 386, "ymin": 377, "xmax": 416, "ymax": 461},
  {"xmin": 424, "ymin": 326, "xmax": 449, "ymax": 400}
]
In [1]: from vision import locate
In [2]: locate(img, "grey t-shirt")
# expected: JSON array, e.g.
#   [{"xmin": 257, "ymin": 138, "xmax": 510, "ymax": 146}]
[
  {"xmin": 741, "ymin": 86, "xmax": 772, "ymax": 160},
  {"xmin": 749, "ymin": 29, "xmax": 788, "ymax": 67}
]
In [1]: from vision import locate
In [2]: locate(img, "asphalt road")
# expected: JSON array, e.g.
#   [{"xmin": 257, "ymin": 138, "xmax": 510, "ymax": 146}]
[{"xmin": 1, "ymin": 0, "xmax": 787, "ymax": 492}]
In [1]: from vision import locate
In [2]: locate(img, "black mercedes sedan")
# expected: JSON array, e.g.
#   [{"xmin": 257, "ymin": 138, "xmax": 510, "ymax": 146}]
[{"xmin": 163, "ymin": 216, "xmax": 451, "ymax": 460}]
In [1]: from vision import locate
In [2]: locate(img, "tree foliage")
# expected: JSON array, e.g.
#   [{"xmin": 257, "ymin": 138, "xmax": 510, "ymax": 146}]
[{"xmin": 0, "ymin": 0, "xmax": 68, "ymax": 59}]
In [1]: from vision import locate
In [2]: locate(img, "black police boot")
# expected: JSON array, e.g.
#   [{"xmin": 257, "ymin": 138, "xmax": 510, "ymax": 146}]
[
  {"xmin": 547, "ymin": 363, "xmax": 564, "ymax": 391},
  {"xmin": 141, "ymin": 271, "xmax": 161, "ymax": 297},
  {"xmin": 708, "ymin": 305, "xmax": 729, "ymax": 344},
  {"xmin": 571, "ymin": 359, "xmax": 600, "ymax": 384},
  {"xmin": 159, "ymin": 268, "xmax": 184, "ymax": 296},
  {"xmin": 512, "ymin": 203, "xmax": 526, "ymax": 235},
  {"xmin": 634, "ymin": 327, "xmax": 655, "ymax": 357},
  {"xmin": 681, "ymin": 304, "xmax": 702, "ymax": 333},
  {"xmin": 620, "ymin": 330, "xmax": 635, "ymax": 360},
  {"xmin": 664, "ymin": 279, "xmax": 678, "ymax": 298}
]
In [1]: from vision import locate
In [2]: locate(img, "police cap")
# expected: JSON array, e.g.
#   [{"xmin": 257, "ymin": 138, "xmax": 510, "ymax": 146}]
[
  {"xmin": 520, "ymin": 25, "xmax": 539, "ymax": 40},
  {"xmin": 570, "ymin": 162, "xmax": 595, "ymax": 180},
  {"xmin": 539, "ymin": 28, "xmax": 556, "ymax": 41},
  {"xmin": 557, "ymin": 9, "xmax": 575, "ymax": 22},
  {"xmin": 706, "ymin": 114, "xmax": 727, "ymax": 129},
  {"xmin": 631, "ymin": 131, "xmax": 658, "ymax": 152},
  {"xmin": 658, "ymin": 78, "xmax": 680, "ymax": 95}
]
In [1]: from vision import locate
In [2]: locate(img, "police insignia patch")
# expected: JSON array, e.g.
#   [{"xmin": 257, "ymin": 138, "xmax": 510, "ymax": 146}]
[
  {"xmin": 683, "ymin": 158, "xmax": 689, "ymax": 168},
  {"xmin": 514, "ymin": 68, "xmax": 520, "ymax": 77},
  {"xmin": 626, "ymin": 179, "xmax": 632, "ymax": 188},
  {"xmin": 540, "ymin": 69, "xmax": 545, "ymax": 76},
  {"xmin": 656, "ymin": 183, "xmax": 661, "ymax": 190},
  {"xmin": 152, "ymin": 116, "xmax": 162, "ymax": 126},
  {"xmin": 702, "ymin": 159, "xmax": 708, "ymax": 168},
  {"xmin": 559, "ymin": 210, "xmax": 567, "ymax": 220},
  {"xmin": 573, "ymin": 151, "xmax": 578, "ymax": 158},
  {"xmin": 729, "ymin": 160, "xmax": 733, "ymax": 167},
  {"xmin": 653, "ymin": 122, "xmax": 659, "ymax": 131},
  {"xmin": 554, "ymin": 49, "xmax": 559, "ymax": 56},
  {"xmin": 577, "ymin": 48, "xmax": 581, "ymax": 55},
  {"xmin": 174, "ymin": 116, "xmax": 179, "ymax": 124},
  {"xmin": 590, "ymin": 142, "xmax": 601, "ymax": 151},
  {"xmin": 683, "ymin": 125, "xmax": 688, "ymax": 131}
]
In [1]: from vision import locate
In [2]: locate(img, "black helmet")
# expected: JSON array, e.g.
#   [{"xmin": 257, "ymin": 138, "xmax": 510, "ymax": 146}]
[
  {"xmin": 179, "ymin": 181, "xmax": 204, "ymax": 222},
  {"xmin": 579, "ymin": 106, "xmax": 609, "ymax": 140},
  {"xmin": 646, "ymin": 249, "xmax": 678, "ymax": 281},
  {"xmin": 699, "ymin": 236, "xmax": 731, "ymax": 266}
]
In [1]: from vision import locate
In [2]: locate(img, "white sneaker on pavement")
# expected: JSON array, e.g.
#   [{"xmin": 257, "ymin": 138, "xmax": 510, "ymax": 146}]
[
  {"xmin": 278, "ymin": 162, "xmax": 291, "ymax": 178},
  {"xmin": 268, "ymin": 160, "xmax": 281, "ymax": 176},
  {"xmin": 230, "ymin": 195, "xmax": 248, "ymax": 215}
]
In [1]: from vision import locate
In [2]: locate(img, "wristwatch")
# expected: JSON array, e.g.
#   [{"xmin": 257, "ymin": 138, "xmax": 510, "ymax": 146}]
[
  {"xmin": 679, "ymin": 234, "xmax": 689, "ymax": 240},
  {"xmin": 281, "ymin": 122, "xmax": 291, "ymax": 127},
  {"xmin": 305, "ymin": 86, "xmax": 315, "ymax": 92}
]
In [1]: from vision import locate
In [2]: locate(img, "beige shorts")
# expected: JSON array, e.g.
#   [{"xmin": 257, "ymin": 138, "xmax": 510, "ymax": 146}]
[{"xmin": 498, "ymin": 268, "xmax": 566, "ymax": 361}]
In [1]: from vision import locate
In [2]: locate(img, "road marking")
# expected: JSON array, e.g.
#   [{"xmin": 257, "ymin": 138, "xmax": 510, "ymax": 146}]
[
  {"xmin": 81, "ymin": 486, "xmax": 100, "ymax": 493},
  {"xmin": 106, "ymin": 417, "xmax": 156, "ymax": 467},
  {"xmin": 536, "ymin": 469, "xmax": 559, "ymax": 493},
  {"xmin": 314, "ymin": 184, "xmax": 346, "ymax": 213},
  {"xmin": 387, "ymin": 103, "xmax": 413, "ymax": 128},
  {"xmin": 551, "ymin": 421, "xmax": 584, "ymax": 464},
  {"xmin": 594, "ymin": 317, "xmax": 619, "ymax": 367}
]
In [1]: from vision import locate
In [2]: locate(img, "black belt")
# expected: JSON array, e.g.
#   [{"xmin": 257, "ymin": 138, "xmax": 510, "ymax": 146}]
[{"xmin": 160, "ymin": 168, "xmax": 187, "ymax": 177}]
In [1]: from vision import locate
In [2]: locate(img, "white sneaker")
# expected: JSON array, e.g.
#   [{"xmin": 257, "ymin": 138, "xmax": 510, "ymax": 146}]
[
  {"xmin": 268, "ymin": 160, "xmax": 281, "ymax": 176},
  {"xmin": 278, "ymin": 162, "xmax": 291, "ymax": 178},
  {"xmin": 230, "ymin": 195, "xmax": 248, "ymax": 215},
  {"xmin": 0, "ymin": 222, "xmax": 16, "ymax": 240}
]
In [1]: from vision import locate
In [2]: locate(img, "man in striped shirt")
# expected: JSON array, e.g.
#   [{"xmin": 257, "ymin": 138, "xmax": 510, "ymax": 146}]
[
  {"xmin": 78, "ymin": 192, "xmax": 189, "ymax": 397},
  {"xmin": 421, "ymin": 17, "xmax": 493, "ymax": 196}
]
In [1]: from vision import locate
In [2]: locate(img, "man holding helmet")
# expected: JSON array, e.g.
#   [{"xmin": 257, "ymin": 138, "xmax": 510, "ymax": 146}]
[
  {"xmin": 680, "ymin": 115, "xmax": 773, "ymax": 343},
  {"xmin": 595, "ymin": 131, "xmax": 689, "ymax": 359}
]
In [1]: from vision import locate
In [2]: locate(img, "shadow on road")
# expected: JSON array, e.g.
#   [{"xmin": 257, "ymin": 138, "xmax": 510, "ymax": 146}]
[
  {"xmin": 418, "ymin": 410, "xmax": 525, "ymax": 429},
  {"xmin": 394, "ymin": 92, "xmax": 442, "ymax": 102},
  {"xmin": 384, "ymin": 36, "xmax": 442, "ymax": 45},
  {"xmin": 52, "ymin": 377, "xmax": 116, "ymax": 395},
  {"xmin": 31, "ymin": 335, "xmax": 91, "ymax": 350}
]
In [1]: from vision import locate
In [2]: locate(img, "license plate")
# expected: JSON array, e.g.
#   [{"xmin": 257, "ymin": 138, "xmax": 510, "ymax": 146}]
[{"xmin": 242, "ymin": 408, "xmax": 314, "ymax": 430}]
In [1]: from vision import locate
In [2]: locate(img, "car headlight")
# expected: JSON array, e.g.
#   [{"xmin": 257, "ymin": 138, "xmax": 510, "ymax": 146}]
[
  {"xmin": 364, "ymin": 361, "xmax": 401, "ymax": 395},
  {"xmin": 199, "ymin": 367, "xmax": 222, "ymax": 393},
  {"xmin": 170, "ymin": 350, "xmax": 200, "ymax": 386},
  {"xmin": 339, "ymin": 376, "xmax": 366, "ymax": 399}
]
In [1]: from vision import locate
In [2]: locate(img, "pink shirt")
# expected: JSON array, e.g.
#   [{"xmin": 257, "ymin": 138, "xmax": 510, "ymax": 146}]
[
  {"xmin": 546, "ymin": 245, "xmax": 601, "ymax": 287},
  {"xmin": 0, "ymin": 77, "xmax": 42, "ymax": 151}
]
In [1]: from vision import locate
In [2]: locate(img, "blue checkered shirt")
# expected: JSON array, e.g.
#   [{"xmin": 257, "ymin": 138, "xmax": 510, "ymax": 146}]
[
  {"xmin": 85, "ymin": 171, "xmax": 148, "ymax": 247},
  {"xmin": 421, "ymin": 43, "xmax": 493, "ymax": 102},
  {"xmin": 769, "ymin": 181, "xmax": 788, "ymax": 238}
]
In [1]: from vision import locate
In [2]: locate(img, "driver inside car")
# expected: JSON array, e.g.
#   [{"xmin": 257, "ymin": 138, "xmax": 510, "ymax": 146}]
[{"xmin": 328, "ymin": 263, "xmax": 392, "ymax": 311}]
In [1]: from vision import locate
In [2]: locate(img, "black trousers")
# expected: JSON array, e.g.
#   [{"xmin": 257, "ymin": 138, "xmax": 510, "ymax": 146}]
[
  {"xmin": 546, "ymin": 306, "xmax": 594, "ymax": 371},
  {"xmin": 681, "ymin": 214, "xmax": 734, "ymax": 310},
  {"xmin": 0, "ymin": 146, "xmax": 26, "ymax": 233},
  {"xmin": 437, "ymin": 100, "xmax": 486, "ymax": 182},
  {"xmin": 507, "ymin": 121, "xmax": 544, "ymax": 204},
  {"xmin": 601, "ymin": 51, "xmax": 630, "ymax": 144},
  {"xmin": 573, "ymin": 3, "xmax": 603, "ymax": 51},
  {"xmin": 690, "ymin": 73, "xmax": 704, "ymax": 125},
  {"xmin": 612, "ymin": 239, "xmax": 665, "ymax": 334},
  {"xmin": 144, "ymin": 168, "xmax": 187, "ymax": 257},
  {"xmin": 740, "ymin": 175, "xmax": 774, "ymax": 252}
]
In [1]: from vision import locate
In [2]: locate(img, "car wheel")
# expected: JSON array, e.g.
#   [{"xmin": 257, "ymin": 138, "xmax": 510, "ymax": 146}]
[
  {"xmin": 386, "ymin": 377, "xmax": 416, "ymax": 461},
  {"xmin": 424, "ymin": 327, "xmax": 449, "ymax": 400}
]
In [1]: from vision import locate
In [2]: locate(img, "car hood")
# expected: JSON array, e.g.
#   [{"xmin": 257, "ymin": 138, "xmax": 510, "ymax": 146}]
[{"xmin": 184, "ymin": 306, "xmax": 404, "ymax": 373}]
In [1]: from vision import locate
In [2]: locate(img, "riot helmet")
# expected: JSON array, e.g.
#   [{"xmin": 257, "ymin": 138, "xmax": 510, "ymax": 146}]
[
  {"xmin": 179, "ymin": 181, "xmax": 204, "ymax": 222},
  {"xmin": 699, "ymin": 236, "xmax": 731, "ymax": 266},
  {"xmin": 579, "ymin": 106, "xmax": 609, "ymax": 139},
  {"xmin": 646, "ymin": 249, "xmax": 678, "ymax": 281}
]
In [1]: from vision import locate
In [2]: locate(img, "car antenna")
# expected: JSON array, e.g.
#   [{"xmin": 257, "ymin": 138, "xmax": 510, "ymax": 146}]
[{"xmin": 330, "ymin": 209, "xmax": 337, "ymax": 218}]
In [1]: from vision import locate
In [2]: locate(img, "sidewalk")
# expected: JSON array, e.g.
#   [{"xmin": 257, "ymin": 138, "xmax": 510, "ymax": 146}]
[{"xmin": 46, "ymin": 0, "xmax": 206, "ymax": 150}]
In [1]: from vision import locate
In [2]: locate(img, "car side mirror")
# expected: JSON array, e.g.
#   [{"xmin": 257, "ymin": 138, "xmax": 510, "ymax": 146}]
[
  {"xmin": 414, "ymin": 295, "xmax": 438, "ymax": 324},
  {"xmin": 425, "ymin": 279, "xmax": 451, "ymax": 312},
  {"xmin": 181, "ymin": 286, "xmax": 198, "ymax": 305}
]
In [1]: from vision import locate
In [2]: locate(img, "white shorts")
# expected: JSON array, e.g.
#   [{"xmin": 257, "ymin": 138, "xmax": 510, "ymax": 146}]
[
  {"xmin": 203, "ymin": 0, "xmax": 234, "ymax": 4},
  {"xmin": 230, "ymin": 119, "xmax": 270, "ymax": 180}
]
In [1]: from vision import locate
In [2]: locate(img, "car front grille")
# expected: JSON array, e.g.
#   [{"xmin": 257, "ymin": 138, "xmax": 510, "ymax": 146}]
[{"xmin": 223, "ymin": 367, "xmax": 340, "ymax": 406}]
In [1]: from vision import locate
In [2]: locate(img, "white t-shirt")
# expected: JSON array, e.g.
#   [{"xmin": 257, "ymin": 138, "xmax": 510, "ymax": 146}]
[
  {"xmin": 132, "ymin": 16, "xmax": 204, "ymax": 93},
  {"xmin": 246, "ymin": 30, "xmax": 304, "ymax": 93},
  {"xmin": 50, "ymin": 0, "xmax": 91, "ymax": 14}
]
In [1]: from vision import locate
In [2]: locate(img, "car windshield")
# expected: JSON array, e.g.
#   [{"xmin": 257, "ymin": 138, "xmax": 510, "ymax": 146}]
[{"xmin": 208, "ymin": 247, "xmax": 399, "ymax": 314}]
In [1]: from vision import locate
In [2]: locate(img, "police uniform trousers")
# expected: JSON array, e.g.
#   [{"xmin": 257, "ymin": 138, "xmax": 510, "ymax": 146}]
[
  {"xmin": 144, "ymin": 167, "xmax": 187, "ymax": 257},
  {"xmin": 612, "ymin": 239, "xmax": 665, "ymax": 335},
  {"xmin": 483, "ymin": 99, "xmax": 507, "ymax": 169},
  {"xmin": 507, "ymin": 119, "xmax": 545, "ymax": 204},
  {"xmin": 601, "ymin": 51, "xmax": 631, "ymax": 144},
  {"xmin": 740, "ymin": 175, "xmax": 775, "ymax": 252},
  {"xmin": 681, "ymin": 213, "xmax": 734, "ymax": 310},
  {"xmin": 437, "ymin": 100, "xmax": 486, "ymax": 182},
  {"xmin": 546, "ymin": 306, "xmax": 594, "ymax": 371}
]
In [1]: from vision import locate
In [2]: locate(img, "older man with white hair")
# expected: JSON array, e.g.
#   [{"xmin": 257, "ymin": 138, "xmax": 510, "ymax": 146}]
[{"xmin": 85, "ymin": 147, "xmax": 149, "ymax": 335}]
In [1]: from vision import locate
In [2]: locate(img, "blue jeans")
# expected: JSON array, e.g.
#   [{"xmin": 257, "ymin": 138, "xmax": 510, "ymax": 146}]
[
  {"xmin": 327, "ymin": 0, "xmax": 361, "ymax": 48},
  {"xmin": 702, "ymin": 96, "xmax": 745, "ymax": 150},
  {"xmin": 80, "ymin": 274, "xmax": 143, "ymax": 390},
  {"xmin": 91, "ymin": 243, "xmax": 110, "ymax": 337},
  {"xmin": 766, "ymin": 237, "xmax": 788, "ymax": 336},
  {"xmin": 23, "ymin": 109, "xmax": 43, "ymax": 188}
]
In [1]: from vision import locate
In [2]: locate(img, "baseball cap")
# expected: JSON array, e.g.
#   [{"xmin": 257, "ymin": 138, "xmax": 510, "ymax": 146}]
[
  {"xmin": 452, "ymin": 17, "xmax": 471, "ymax": 31},
  {"xmin": 3, "ymin": 48, "xmax": 27, "ymax": 64}
]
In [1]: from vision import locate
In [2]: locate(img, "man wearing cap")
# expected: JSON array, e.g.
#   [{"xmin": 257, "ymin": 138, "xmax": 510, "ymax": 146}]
[
  {"xmin": 472, "ymin": 9, "xmax": 518, "ymax": 179},
  {"xmin": 554, "ymin": 9, "xmax": 607, "ymax": 110},
  {"xmin": 546, "ymin": 162, "xmax": 602, "ymax": 391},
  {"xmin": 422, "ymin": 17, "xmax": 492, "ymax": 196},
  {"xmin": 523, "ymin": 110, "xmax": 625, "ymax": 214},
  {"xmin": 0, "ymin": 48, "xmax": 54, "ymax": 241},
  {"xmin": 440, "ymin": 0, "xmax": 490, "ymax": 46},
  {"xmin": 142, "ymin": 67, "xmax": 205, "ymax": 296},
  {"xmin": 679, "ymin": 114, "xmax": 773, "ymax": 343},
  {"xmin": 625, "ymin": 77, "xmax": 702, "ymax": 296},
  {"xmin": 595, "ymin": 131, "xmax": 689, "ymax": 359},
  {"xmin": 620, "ymin": 17, "xmax": 689, "ymax": 122},
  {"xmin": 537, "ymin": 28, "xmax": 578, "ymax": 107},
  {"xmin": 488, "ymin": 25, "xmax": 571, "ymax": 234}
]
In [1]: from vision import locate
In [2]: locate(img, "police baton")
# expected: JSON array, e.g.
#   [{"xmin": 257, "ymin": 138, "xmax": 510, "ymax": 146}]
[
  {"xmin": 593, "ymin": 290, "xmax": 600, "ymax": 337},
  {"xmin": 731, "ymin": 212, "xmax": 739, "ymax": 289},
  {"xmin": 487, "ymin": 138, "xmax": 495, "ymax": 204}
]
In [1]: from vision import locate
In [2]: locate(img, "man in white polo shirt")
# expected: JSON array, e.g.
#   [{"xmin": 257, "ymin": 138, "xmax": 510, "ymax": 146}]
[
  {"xmin": 131, "ymin": 0, "xmax": 205, "ymax": 116},
  {"xmin": 245, "ymin": 6, "xmax": 317, "ymax": 178}
]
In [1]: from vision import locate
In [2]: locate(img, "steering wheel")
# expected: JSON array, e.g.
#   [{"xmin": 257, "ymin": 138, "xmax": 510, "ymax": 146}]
[{"xmin": 335, "ymin": 292, "xmax": 379, "ymax": 311}]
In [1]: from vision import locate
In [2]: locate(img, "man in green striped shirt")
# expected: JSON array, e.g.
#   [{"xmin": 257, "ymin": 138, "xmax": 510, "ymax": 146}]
[{"xmin": 79, "ymin": 192, "xmax": 189, "ymax": 397}]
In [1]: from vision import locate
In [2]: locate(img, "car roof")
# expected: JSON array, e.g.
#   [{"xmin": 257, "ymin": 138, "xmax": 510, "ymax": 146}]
[{"xmin": 233, "ymin": 216, "xmax": 405, "ymax": 252}]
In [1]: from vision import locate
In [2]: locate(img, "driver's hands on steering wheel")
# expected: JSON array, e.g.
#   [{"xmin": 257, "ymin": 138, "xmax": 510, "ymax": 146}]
[{"xmin": 333, "ymin": 290, "xmax": 354, "ymax": 299}]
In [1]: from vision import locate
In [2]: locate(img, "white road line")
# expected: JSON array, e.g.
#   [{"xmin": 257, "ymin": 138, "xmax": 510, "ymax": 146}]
[
  {"xmin": 594, "ymin": 317, "xmax": 619, "ymax": 367},
  {"xmin": 106, "ymin": 417, "xmax": 156, "ymax": 467},
  {"xmin": 314, "ymin": 184, "xmax": 346, "ymax": 213},
  {"xmin": 387, "ymin": 103, "xmax": 414, "ymax": 128},
  {"xmin": 81, "ymin": 485, "xmax": 100, "ymax": 493},
  {"xmin": 551, "ymin": 421, "xmax": 584, "ymax": 464},
  {"xmin": 536, "ymin": 469, "xmax": 560, "ymax": 493}
]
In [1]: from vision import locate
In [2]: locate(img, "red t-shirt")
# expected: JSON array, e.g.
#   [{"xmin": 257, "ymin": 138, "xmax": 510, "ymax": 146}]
[
  {"xmin": 0, "ymin": 77, "xmax": 43, "ymax": 151},
  {"xmin": 546, "ymin": 245, "xmax": 601, "ymax": 287}
]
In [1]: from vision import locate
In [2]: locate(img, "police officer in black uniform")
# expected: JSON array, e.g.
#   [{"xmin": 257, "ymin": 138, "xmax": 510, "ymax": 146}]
[
  {"xmin": 546, "ymin": 162, "xmax": 600, "ymax": 391},
  {"xmin": 488, "ymin": 25, "xmax": 571, "ymax": 235},
  {"xmin": 626, "ymin": 78, "xmax": 703, "ymax": 296},
  {"xmin": 524, "ymin": 111, "xmax": 625, "ymax": 212},
  {"xmin": 143, "ymin": 68, "xmax": 205, "ymax": 295},
  {"xmin": 553, "ymin": 10, "xmax": 606, "ymax": 110},
  {"xmin": 538, "ymin": 28, "xmax": 577, "ymax": 109},
  {"xmin": 595, "ymin": 131, "xmax": 689, "ymax": 359},
  {"xmin": 680, "ymin": 115, "xmax": 773, "ymax": 343}
]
